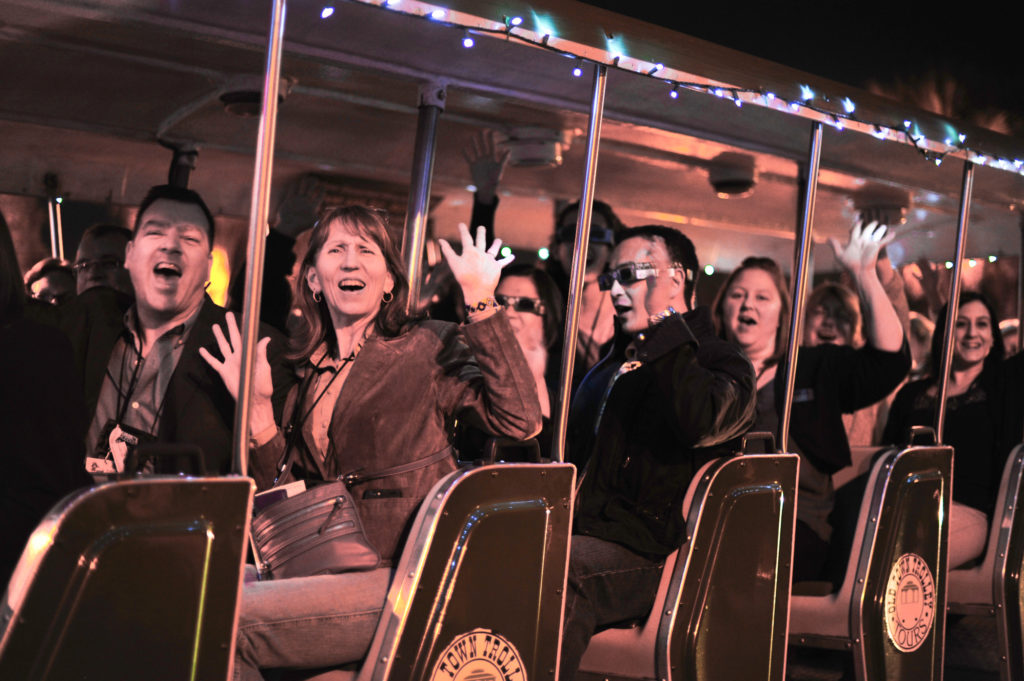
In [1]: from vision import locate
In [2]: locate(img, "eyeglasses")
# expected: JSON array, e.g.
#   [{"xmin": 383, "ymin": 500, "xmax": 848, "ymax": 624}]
[
  {"xmin": 496, "ymin": 294, "xmax": 546, "ymax": 316},
  {"xmin": 598, "ymin": 262, "xmax": 665, "ymax": 291},
  {"xmin": 72, "ymin": 256, "xmax": 124, "ymax": 275},
  {"xmin": 598, "ymin": 261, "xmax": 693, "ymax": 291}
]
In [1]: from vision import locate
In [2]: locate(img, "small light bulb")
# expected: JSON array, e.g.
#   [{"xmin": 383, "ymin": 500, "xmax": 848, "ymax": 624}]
[
  {"xmin": 989, "ymin": 255, "xmax": 998, "ymax": 263},
  {"xmin": 968, "ymin": 259, "xmax": 977, "ymax": 268},
  {"xmin": 500, "ymin": 246, "xmax": 512, "ymax": 258},
  {"xmin": 669, "ymin": 85, "xmax": 679, "ymax": 99},
  {"xmin": 734, "ymin": 98, "xmax": 742, "ymax": 107},
  {"xmin": 842, "ymin": 97, "xmax": 855, "ymax": 114},
  {"xmin": 944, "ymin": 261, "xmax": 953, "ymax": 269},
  {"xmin": 429, "ymin": 8, "xmax": 445, "ymax": 20},
  {"xmin": 55, "ymin": 197, "xmax": 63, "ymax": 204},
  {"xmin": 320, "ymin": 6, "xmax": 335, "ymax": 18},
  {"xmin": 872, "ymin": 127, "xmax": 887, "ymax": 140},
  {"xmin": 800, "ymin": 84, "xmax": 815, "ymax": 100},
  {"xmin": 572, "ymin": 59, "xmax": 583, "ymax": 77},
  {"xmin": 466, "ymin": 184, "xmax": 477, "ymax": 193},
  {"xmin": 538, "ymin": 247, "xmax": 550, "ymax": 260},
  {"xmin": 903, "ymin": 119, "xmax": 912, "ymax": 129},
  {"xmin": 934, "ymin": 157, "xmax": 943, "ymax": 166},
  {"xmin": 462, "ymin": 33, "xmax": 474, "ymax": 48},
  {"xmin": 704, "ymin": 264, "xmax": 715, "ymax": 276},
  {"xmin": 958, "ymin": 133, "xmax": 967, "ymax": 144},
  {"xmin": 766, "ymin": 92, "xmax": 775, "ymax": 102},
  {"xmin": 714, "ymin": 88, "xmax": 724, "ymax": 98},
  {"xmin": 648, "ymin": 63, "xmax": 663, "ymax": 75},
  {"xmin": 510, "ymin": 16, "xmax": 523, "ymax": 26}
]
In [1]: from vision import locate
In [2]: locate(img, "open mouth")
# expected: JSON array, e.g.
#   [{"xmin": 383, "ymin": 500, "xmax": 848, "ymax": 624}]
[
  {"xmin": 738, "ymin": 314, "xmax": 756, "ymax": 327},
  {"xmin": 153, "ymin": 262, "xmax": 182, "ymax": 279},
  {"xmin": 338, "ymin": 279, "xmax": 366, "ymax": 292}
]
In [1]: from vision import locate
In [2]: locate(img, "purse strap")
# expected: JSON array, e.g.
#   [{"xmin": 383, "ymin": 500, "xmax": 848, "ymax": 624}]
[{"xmin": 341, "ymin": 445, "xmax": 453, "ymax": 488}]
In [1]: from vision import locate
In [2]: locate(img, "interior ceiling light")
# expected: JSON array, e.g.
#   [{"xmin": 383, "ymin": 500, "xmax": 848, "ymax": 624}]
[{"xmin": 707, "ymin": 152, "xmax": 756, "ymax": 199}]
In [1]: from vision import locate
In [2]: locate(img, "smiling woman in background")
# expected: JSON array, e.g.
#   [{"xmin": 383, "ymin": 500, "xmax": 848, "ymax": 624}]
[{"xmin": 884, "ymin": 291, "xmax": 1009, "ymax": 569}]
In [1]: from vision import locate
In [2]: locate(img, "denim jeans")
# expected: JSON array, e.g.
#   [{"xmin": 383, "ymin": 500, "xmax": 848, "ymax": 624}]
[
  {"xmin": 233, "ymin": 567, "xmax": 392, "ymax": 681},
  {"xmin": 560, "ymin": 535, "xmax": 664, "ymax": 681}
]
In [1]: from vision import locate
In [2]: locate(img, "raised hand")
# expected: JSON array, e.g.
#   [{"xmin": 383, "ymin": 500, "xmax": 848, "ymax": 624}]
[
  {"xmin": 829, "ymin": 220, "xmax": 894, "ymax": 278},
  {"xmin": 463, "ymin": 130, "xmax": 509, "ymax": 204},
  {"xmin": 438, "ymin": 224, "xmax": 514, "ymax": 307},
  {"xmin": 199, "ymin": 311, "xmax": 275, "ymax": 409}
]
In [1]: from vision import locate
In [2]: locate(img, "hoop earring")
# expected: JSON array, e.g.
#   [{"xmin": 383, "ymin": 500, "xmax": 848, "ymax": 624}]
[
  {"xmin": 381, "ymin": 290, "xmax": 394, "ymax": 304},
  {"xmin": 313, "ymin": 291, "xmax": 322, "ymax": 303}
]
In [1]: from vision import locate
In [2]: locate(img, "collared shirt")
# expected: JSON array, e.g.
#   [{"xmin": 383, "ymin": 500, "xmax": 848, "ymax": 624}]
[{"xmin": 86, "ymin": 305, "xmax": 203, "ymax": 460}]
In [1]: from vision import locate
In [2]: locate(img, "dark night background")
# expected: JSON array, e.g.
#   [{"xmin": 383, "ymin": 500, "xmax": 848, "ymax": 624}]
[{"xmin": 582, "ymin": 1, "xmax": 1024, "ymax": 134}]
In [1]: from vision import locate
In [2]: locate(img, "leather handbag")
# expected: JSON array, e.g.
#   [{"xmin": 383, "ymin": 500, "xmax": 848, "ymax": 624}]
[
  {"xmin": 249, "ymin": 366, "xmax": 381, "ymax": 580},
  {"xmin": 251, "ymin": 480, "xmax": 381, "ymax": 580}
]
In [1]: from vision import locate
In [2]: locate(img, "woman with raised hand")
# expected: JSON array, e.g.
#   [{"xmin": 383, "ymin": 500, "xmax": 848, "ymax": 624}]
[
  {"xmin": 712, "ymin": 220, "xmax": 910, "ymax": 582},
  {"xmin": 202, "ymin": 205, "xmax": 541, "ymax": 680}
]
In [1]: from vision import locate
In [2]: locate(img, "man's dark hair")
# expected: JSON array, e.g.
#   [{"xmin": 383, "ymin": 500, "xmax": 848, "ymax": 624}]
[
  {"xmin": 133, "ymin": 185, "xmax": 216, "ymax": 244},
  {"xmin": 619, "ymin": 225, "xmax": 699, "ymax": 304},
  {"xmin": 81, "ymin": 223, "xmax": 133, "ymax": 247}
]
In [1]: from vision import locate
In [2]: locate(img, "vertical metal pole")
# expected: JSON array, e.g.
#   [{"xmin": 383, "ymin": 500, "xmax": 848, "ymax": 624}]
[
  {"xmin": 935, "ymin": 162, "xmax": 975, "ymax": 442},
  {"xmin": 1017, "ymin": 213, "xmax": 1023, "ymax": 352},
  {"xmin": 54, "ymin": 199, "xmax": 65, "ymax": 261},
  {"xmin": 403, "ymin": 82, "xmax": 445, "ymax": 313},
  {"xmin": 46, "ymin": 199, "xmax": 60, "ymax": 259},
  {"xmin": 778, "ymin": 122, "xmax": 823, "ymax": 453},
  {"xmin": 233, "ymin": 0, "xmax": 287, "ymax": 477},
  {"xmin": 552, "ymin": 64, "xmax": 607, "ymax": 465}
]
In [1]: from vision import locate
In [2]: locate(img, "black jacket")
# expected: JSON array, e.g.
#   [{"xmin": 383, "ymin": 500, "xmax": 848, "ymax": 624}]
[
  {"xmin": 570, "ymin": 306, "xmax": 756, "ymax": 558},
  {"xmin": 61, "ymin": 289, "xmax": 294, "ymax": 475}
]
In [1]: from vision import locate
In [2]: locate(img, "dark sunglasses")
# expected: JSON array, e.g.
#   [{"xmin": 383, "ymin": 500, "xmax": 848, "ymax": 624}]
[{"xmin": 496, "ymin": 294, "xmax": 546, "ymax": 316}]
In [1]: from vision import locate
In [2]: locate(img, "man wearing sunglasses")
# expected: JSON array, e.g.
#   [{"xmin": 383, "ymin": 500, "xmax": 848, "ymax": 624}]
[{"xmin": 560, "ymin": 225, "xmax": 757, "ymax": 680}]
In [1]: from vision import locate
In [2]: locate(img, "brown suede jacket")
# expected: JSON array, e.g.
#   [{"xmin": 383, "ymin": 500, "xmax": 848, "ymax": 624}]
[{"xmin": 251, "ymin": 311, "xmax": 542, "ymax": 560}]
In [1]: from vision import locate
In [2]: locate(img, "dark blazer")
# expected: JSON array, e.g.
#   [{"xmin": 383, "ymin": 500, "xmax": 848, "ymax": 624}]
[{"xmin": 63, "ymin": 289, "xmax": 294, "ymax": 475}]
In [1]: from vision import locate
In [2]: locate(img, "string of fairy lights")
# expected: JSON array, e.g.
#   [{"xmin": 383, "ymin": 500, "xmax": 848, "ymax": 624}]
[{"xmin": 318, "ymin": 0, "xmax": 1024, "ymax": 177}]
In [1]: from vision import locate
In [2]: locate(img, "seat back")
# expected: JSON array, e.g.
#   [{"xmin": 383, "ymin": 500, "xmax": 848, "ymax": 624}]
[
  {"xmin": 948, "ymin": 442, "xmax": 1024, "ymax": 680},
  {"xmin": 660, "ymin": 453, "xmax": 798, "ymax": 681},
  {"xmin": 357, "ymin": 462, "xmax": 575, "ymax": 681},
  {"xmin": 577, "ymin": 453, "xmax": 798, "ymax": 681},
  {"xmin": 0, "ymin": 476, "xmax": 253, "ymax": 681},
  {"xmin": 791, "ymin": 445, "xmax": 952, "ymax": 681}
]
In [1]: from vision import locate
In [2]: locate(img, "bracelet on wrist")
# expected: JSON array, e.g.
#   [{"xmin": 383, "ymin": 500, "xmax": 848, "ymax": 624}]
[{"xmin": 464, "ymin": 296, "xmax": 501, "ymax": 317}]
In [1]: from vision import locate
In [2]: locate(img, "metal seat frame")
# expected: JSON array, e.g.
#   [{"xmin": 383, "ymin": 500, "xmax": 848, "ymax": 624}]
[
  {"xmin": 947, "ymin": 442, "xmax": 1024, "ymax": 681},
  {"xmin": 578, "ymin": 453, "xmax": 799, "ymax": 681},
  {"xmin": 789, "ymin": 445, "xmax": 952, "ymax": 681}
]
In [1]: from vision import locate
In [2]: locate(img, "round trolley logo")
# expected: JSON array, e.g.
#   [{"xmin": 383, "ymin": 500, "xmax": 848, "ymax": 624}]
[
  {"xmin": 884, "ymin": 552, "xmax": 936, "ymax": 652},
  {"xmin": 431, "ymin": 628, "xmax": 527, "ymax": 681}
]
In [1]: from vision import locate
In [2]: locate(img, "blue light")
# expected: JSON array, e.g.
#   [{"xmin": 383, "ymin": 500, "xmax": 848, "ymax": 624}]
[
  {"xmin": 903, "ymin": 119, "xmax": 912, "ymax": 129},
  {"xmin": 429, "ymin": 7, "xmax": 446, "ymax": 20},
  {"xmin": 572, "ymin": 64, "xmax": 583, "ymax": 77},
  {"xmin": 842, "ymin": 97, "xmax": 855, "ymax": 114},
  {"xmin": 765, "ymin": 92, "xmax": 775, "ymax": 102},
  {"xmin": 872, "ymin": 127, "xmax": 888, "ymax": 140},
  {"xmin": 462, "ymin": 33, "xmax": 474, "ymax": 48},
  {"xmin": 799, "ymin": 84, "xmax": 815, "ymax": 100},
  {"xmin": 958, "ymin": 133, "xmax": 967, "ymax": 144},
  {"xmin": 510, "ymin": 16, "xmax": 523, "ymax": 26},
  {"xmin": 669, "ymin": 85, "xmax": 679, "ymax": 99},
  {"xmin": 320, "ymin": 6, "xmax": 335, "ymax": 18}
]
